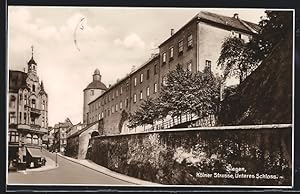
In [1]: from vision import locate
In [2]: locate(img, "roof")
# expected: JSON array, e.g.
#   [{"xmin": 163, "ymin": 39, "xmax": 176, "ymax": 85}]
[
  {"xmin": 68, "ymin": 121, "xmax": 98, "ymax": 139},
  {"xmin": 84, "ymin": 80, "xmax": 107, "ymax": 91},
  {"xmin": 159, "ymin": 11, "xmax": 260, "ymax": 47},
  {"xmin": 9, "ymin": 70, "xmax": 28, "ymax": 92},
  {"xmin": 28, "ymin": 56, "xmax": 37, "ymax": 65}
]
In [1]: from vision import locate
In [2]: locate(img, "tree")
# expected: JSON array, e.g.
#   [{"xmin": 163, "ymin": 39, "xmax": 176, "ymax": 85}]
[
  {"xmin": 217, "ymin": 37, "xmax": 259, "ymax": 83},
  {"xmin": 251, "ymin": 11, "xmax": 293, "ymax": 60},
  {"xmin": 128, "ymin": 97, "xmax": 159, "ymax": 129},
  {"xmin": 160, "ymin": 64, "xmax": 220, "ymax": 119}
]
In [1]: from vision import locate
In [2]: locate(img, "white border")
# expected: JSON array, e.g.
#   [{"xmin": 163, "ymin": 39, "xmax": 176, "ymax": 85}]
[{"xmin": 5, "ymin": 6, "xmax": 295, "ymax": 190}]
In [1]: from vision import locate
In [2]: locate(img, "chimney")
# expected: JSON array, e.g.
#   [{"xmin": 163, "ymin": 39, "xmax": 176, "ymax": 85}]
[
  {"xmin": 233, "ymin": 13, "xmax": 239, "ymax": 19},
  {"xmin": 170, "ymin": 29, "xmax": 174, "ymax": 36}
]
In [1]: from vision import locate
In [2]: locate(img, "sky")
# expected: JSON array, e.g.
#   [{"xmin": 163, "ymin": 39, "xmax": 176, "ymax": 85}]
[{"xmin": 8, "ymin": 6, "xmax": 266, "ymax": 126}]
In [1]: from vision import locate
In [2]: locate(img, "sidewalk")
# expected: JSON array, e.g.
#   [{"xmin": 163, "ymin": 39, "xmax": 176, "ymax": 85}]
[
  {"xmin": 58, "ymin": 153, "xmax": 159, "ymax": 185},
  {"xmin": 18, "ymin": 155, "xmax": 58, "ymax": 174}
]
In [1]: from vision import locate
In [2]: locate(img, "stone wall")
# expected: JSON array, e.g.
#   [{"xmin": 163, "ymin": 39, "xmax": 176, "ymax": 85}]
[{"xmin": 87, "ymin": 124, "xmax": 292, "ymax": 186}]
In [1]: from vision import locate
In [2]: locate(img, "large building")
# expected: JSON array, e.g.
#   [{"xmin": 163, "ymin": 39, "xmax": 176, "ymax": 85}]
[
  {"xmin": 8, "ymin": 48, "xmax": 48, "ymax": 169},
  {"xmin": 86, "ymin": 11, "xmax": 259, "ymax": 135}
]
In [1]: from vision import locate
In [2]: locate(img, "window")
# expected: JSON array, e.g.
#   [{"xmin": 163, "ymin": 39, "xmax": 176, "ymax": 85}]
[
  {"xmin": 9, "ymin": 112, "xmax": 16, "ymax": 124},
  {"xmin": 120, "ymin": 101, "xmax": 123, "ymax": 110},
  {"xmin": 154, "ymin": 64, "xmax": 158, "ymax": 75},
  {"xmin": 98, "ymin": 114, "xmax": 101, "ymax": 120},
  {"xmin": 162, "ymin": 52, "xmax": 167, "ymax": 63},
  {"xmin": 205, "ymin": 60, "xmax": 212, "ymax": 72},
  {"xmin": 9, "ymin": 131, "xmax": 19, "ymax": 143},
  {"xmin": 111, "ymin": 105, "xmax": 114, "ymax": 113},
  {"xmin": 169, "ymin": 47, "xmax": 174, "ymax": 59},
  {"xmin": 120, "ymin": 87, "xmax": 123, "ymax": 95},
  {"xmin": 31, "ymin": 117, "xmax": 35, "ymax": 124},
  {"xmin": 126, "ymin": 98, "xmax": 129, "ymax": 108},
  {"xmin": 239, "ymin": 33, "xmax": 242, "ymax": 39},
  {"xmin": 24, "ymin": 113, "xmax": 27, "ymax": 124},
  {"xmin": 154, "ymin": 83, "xmax": 158, "ymax": 93},
  {"xmin": 101, "ymin": 112, "xmax": 104, "ymax": 118},
  {"xmin": 32, "ymin": 85, "xmax": 35, "ymax": 92},
  {"xmin": 112, "ymin": 92, "xmax": 114, "ymax": 99},
  {"xmin": 115, "ymin": 104, "xmax": 118, "ymax": 112},
  {"xmin": 108, "ymin": 94, "xmax": 111, "ymax": 102},
  {"xmin": 116, "ymin": 90, "xmax": 118, "ymax": 97},
  {"xmin": 32, "ymin": 99, "xmax": 36, "ymax": 108},
  {"xmin": 145, "ymin": 70, "xmax": 150, "ymax": 80},
  {"xmin": 33, "ymin": 135, "xmax": 38, "ymax": 144},
  {"xmin": 90, "ymin": 90, "xmax": 94, "ymax": 96},
  {"xmin": 140, "ymin": 73, "xmax": 143, "ymax": 83},
  {"xmin": 42, "ymin": 101, "xmax": 45, "ymax": 110},
  {"xmin": 134, "ymin": 77, "xmax": 137, "ymax": 86},
  {"xmin": 178, "ymin": 40, "xmax": 183, "ymax": 54},
  {"xmin": 140, "ymin": 91, "xmax": 143, "ymax": 100},
  {"xmin": 188, "ymin": 34, "xmax": 193, "ymax": 48},
  {"xmin": 9, "ymin": 95, "xmax": 16, "ymax": 108},
  {"xmin": 19, "ymin": 112, "xmax": 22, "ymax": 122},
  {"xmin": 162, "ymin": 76, "xmax": 167, "ymax": 86},
  {"xmin": 133, "ymin": 94, "xmax": 137, "ymax": 103},
  {"xmin": 188, "ymin": 62, "xmax": 192, "ymax": 71},
  {"xmin": 146, "ymin": 87, "xmax": 150, "ymax": 97},
  {"xmin": 104, "ymin": 109, "xmax": 107, "ymax": 117},
  {"xmin": 24, "ymin": 94, "xmax": 27, "ymax": 105}
]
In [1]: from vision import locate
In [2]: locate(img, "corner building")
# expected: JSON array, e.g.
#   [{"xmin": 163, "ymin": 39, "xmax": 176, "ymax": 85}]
[
  {"xmin": 8, "ymin": 50, "xmax": 48, "ymax": 169},
  {"xmin": 87, "ymin": 11, "xmax": 259, "ymax": 134}
]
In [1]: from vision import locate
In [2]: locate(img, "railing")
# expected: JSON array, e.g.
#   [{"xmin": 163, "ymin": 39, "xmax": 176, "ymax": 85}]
[
  {"xmin": 144, "ymin": 114, "xmax": 216, "ymax": 132},
  {"xmin": 30, "ymin": 107, "xmax": 41, "ymax": 115},
  {"xmin": 30, "ymin": 124, "xmax": 41, "ymax": 131}
]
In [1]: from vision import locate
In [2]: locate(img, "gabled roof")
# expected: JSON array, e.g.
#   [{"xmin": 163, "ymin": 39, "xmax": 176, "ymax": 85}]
[{"xmin": 159, "ymin": 11, "xmax": 260, "ymax": 47}]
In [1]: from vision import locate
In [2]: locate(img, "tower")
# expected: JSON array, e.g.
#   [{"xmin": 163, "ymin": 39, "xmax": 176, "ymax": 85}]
[{"xmin": 83, "ymin": 69, "xmax": 107, "ymax": 124}]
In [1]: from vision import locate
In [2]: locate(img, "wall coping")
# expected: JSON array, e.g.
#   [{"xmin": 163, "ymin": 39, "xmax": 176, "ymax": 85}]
[{"xmin": 93, "ymin": 123, "xmax": 292, "ymax": 139}]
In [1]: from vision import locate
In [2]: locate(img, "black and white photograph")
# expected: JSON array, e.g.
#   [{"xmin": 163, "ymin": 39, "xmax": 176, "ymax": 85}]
[{"xmin": 6, "ymin": 6, "xmax": 294, "ymax": 188}]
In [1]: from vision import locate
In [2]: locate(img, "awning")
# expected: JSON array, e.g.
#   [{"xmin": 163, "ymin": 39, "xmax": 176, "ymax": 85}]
[{"xmin": 27, "ymin": 147, "xmax": 43, "ymax": 158}]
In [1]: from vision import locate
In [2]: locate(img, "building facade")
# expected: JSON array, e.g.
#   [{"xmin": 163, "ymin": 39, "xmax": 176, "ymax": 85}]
[
  {"xmin": 53, "ymin": 118, "xmax": 73, "ymax": 154},
  {"xmin": 86, "ymin": 11, "xmax": 259, "ymax": 135},
  {"xmin": 8, "ymin": 49, "xmax": 48, "ymax": 169}
]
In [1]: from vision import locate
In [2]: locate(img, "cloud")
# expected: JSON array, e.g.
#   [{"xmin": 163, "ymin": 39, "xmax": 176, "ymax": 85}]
[{"xmin": 114, "ymin": 33, "xmax": 145, "ymax": 50}]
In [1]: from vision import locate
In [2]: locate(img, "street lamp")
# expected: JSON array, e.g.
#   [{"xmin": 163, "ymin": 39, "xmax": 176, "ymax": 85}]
[{"xmin": 55, "ymin": 149, "xmax": 58, "ymax": 166}]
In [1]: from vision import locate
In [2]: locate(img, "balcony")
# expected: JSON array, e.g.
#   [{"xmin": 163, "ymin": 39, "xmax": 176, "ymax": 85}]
[
  {"xmin": 17, "ymin": 124, "xmax": 30, "ymax": 130},
  {"xmin": 30, "ymin": 124, "xmax": 41, "ymax": 131},
  {"xmin": 30, "ymin": 107, "xmax": 41, "ymax": 116}
]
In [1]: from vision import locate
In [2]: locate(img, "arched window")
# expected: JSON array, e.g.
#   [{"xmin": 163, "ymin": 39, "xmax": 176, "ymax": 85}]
[
  {"xmin": 32, "ymin": 99, "xmax": 36, "ymax": 108},
  {"xmin": 9, "ymin": 95, "xmax": 16, "ymax": 108},
  {"xmin": 26, "ymin": 134, "xmax": 32, "ymax": 144},
  {"xmin": 33, "ymin": 135, "xmax": 38, "ymax": 144}
]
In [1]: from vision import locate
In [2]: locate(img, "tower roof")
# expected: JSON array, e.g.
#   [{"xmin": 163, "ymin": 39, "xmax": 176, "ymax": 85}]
[
  {"xmin": 84, "ymin": 80, "xmax": 107, "ymax": 91},
  {"xmin": 28, "ymin": 45, "xmax": 37, "ymax": 65}
]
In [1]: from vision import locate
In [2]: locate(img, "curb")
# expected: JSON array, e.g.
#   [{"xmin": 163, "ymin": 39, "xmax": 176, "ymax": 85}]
[
  {"xmin": 19, "ymin": 157, "xmax": 59, "ymax": 173},
  {"xmin": 57, "ymin": 154, "xmax": 159, "ymax": 185}
]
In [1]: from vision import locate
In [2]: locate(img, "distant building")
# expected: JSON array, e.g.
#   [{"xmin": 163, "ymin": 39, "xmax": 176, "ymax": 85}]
[
  {"xmin": 66, "ymin": 122, "xmax": 86, "ymax": 138},
  {"xmin": 8, "ymin": 47, "xmax": 48, "ymax": 169},
  {"xmin": 53, "ymin": 118, "xmax": 73, "ymax": 153},
  {"xmin": 47, "ymin": 126, "xmax": 55, "ymax": 151},
  {"xmin": 87, "ymin": 11, "xmax": 259, "ymax": 135}
]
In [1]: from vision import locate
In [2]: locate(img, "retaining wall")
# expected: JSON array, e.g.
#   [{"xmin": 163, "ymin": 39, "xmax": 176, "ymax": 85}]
[{"xmin": 87, "ymin": 124, "xmax": 292, "ymax": 186}]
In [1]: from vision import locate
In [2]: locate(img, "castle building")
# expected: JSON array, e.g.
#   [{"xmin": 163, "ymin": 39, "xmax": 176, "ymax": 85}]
[
  {"xmin": 8, "ymin": 47, "xmax": 48, "ymax": 169},
  {"xmin": 86, "ymin": 11, "xmax": 259, "ymax": 134},
  {"xmin": 83, "ymin": 69, "xmax": 107, "ymax": 124}
]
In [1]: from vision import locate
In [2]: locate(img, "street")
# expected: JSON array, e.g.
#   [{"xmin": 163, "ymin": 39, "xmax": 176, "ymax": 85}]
[{"xmin": 7, "ymin": 151, "xmax": 135, "ymax": 185}]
